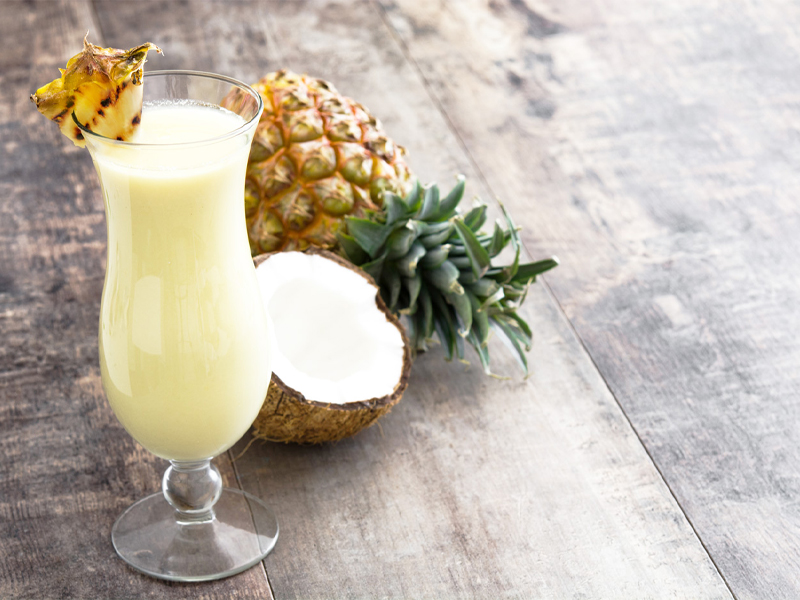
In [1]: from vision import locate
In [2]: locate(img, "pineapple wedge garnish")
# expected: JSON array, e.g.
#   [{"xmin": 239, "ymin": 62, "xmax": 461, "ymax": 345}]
[{"xmin": 31, "ymin": 36, "xmax": 161, "ymax": 146}]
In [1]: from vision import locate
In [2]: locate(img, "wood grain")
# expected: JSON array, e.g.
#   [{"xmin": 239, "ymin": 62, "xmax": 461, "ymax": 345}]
[
  {"xmin": 375, "ymin": 0, "xmax": 800, "ymax": 597},
  {"xmin": 89, "ymin": 0, "xmax": 735, "ymax": 597},
  {"xmin": 0, "ymin": 1, "xmax": 272, "ymax": 597}
]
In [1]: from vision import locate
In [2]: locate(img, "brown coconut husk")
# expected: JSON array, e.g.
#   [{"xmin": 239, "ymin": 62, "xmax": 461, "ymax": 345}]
[{"xmin": 252, "ymin": 247, "xmax": 412, "ymax": 444}]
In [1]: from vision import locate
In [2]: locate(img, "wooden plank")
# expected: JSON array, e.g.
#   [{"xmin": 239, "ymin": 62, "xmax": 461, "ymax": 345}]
[
  {"xmin": 0, "ymin": 1, "xmax": 272, "ymax": 597},
  {"xmin": 86, "ymin": 0, "xmax": 737, "ymax": 596},
  {"xmin": 230, "ymin": 300, "xmax": 734, "ymax": 598},
  {"xmin": 374, "ymin": 0, "xmax": 800, "ymax": 597}
]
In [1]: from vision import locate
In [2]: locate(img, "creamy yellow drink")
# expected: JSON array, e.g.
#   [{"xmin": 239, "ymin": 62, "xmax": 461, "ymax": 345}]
[{"xmin": 93, "ymin": 101, "xmax": 271, "ymax": 461}]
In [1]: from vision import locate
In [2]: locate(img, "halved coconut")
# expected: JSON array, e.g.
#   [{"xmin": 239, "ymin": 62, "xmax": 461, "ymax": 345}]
[{"xmin": 253, "ymin": 247, "xmax": 411, "ymax": 444}]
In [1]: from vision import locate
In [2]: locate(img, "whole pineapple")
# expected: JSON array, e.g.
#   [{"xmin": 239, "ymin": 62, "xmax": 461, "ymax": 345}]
[
  {"xmin": 247, "ymin": 70, "xmax": 557, "ymax": 375},
  {"xmin": 245, "ymin": 70, "xmax": 413, "ymax": 253}
]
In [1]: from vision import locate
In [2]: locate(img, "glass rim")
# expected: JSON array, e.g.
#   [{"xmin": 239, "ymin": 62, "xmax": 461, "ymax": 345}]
[{"xmin": 73, "ymin": 69, "xmax": 263, "ymax": 149}]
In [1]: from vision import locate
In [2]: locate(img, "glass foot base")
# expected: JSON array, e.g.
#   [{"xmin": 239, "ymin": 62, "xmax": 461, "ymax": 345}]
[{"xmin": 112, "ymin": 488, "xmax": 278, "ymax": 582}]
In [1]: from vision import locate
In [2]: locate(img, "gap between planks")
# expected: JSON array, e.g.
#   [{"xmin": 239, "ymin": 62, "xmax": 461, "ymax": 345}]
[{"xmin": 228, "ymin": 444, "xmax": 277, "ymax": 600}]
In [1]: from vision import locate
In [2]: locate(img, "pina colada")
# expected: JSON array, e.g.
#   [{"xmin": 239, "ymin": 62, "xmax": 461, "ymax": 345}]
[{"xmin": 94, "ymin": 101, "xmax": 271, "ymax": 461}]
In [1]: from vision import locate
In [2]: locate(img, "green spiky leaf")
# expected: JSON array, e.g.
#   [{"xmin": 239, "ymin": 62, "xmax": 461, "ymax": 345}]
[
  {"xmin": 386, "ymin": 222, "xmax": 421, "ymax": 260},
  {"xmin": 397, "ymin": 241, "xmax": 426, "ymax": 277},
  {"xmin": 418, "ymin": 220, "xmax": 452, "ymax": 236},
  {"xmin": 491, "ymin": 317, "xmax": 529, "ymax": 375},
  {"xmin": 477, "ymin": 286, "xmax": 505, "ymax": 312},
  {"xmin": 444, "ymin": 289, "xmax": 472, "ymax": 337},
  {"xmin": 487, "ymin": 221, "xmax": 507, "ymax": 257},
  {"xmin": 419, "ymin": 227, "xmax": 453, "ymax": 249},
  {"xmin": 401, "ymin": 272, "xmax": 422, "ymax": 314},
  {"xmin": 382, "ymin": 192, "xmax": 410, "ymax": 226},
  {"xmin": 492, "ymin": 204, "xmax": 521, "ymax": 283},
  {"xmin": 448, "ymin": 255, "xmax": 471, "ymax": 269},
  {"xmin": 511, "ymin": 257, "xmax": 559, "ymax": 285},
  {"xmin": 492, "ymin": 311, "xmax": 532, "ymax": 350},
  {"xmin": 433, "ymin": 175, "xmax": 465, "ymax": 221},
  {"xmin": 467, "ymin": 329, "xmax": 491, "ymax": 375},
  {"xmin": 346, "ymin": 217, "xmax": 392, "ymax": 258},
  {"xmin": 453, "ymin": 217, "xmax": 491, "ymax": 279},
  {"xmin": 360, "ymin": 252, "xmax": 386, "ymax": 282},
  {"xmin": 467, "ymin": 278, "xmax": 501, "ymax": 298},
  {"xmin": 336, "ymin": 231, "xmax": 369, "ymax": 265},
  {"xmin": 430, "ymin": 290, "xmax": 456, "ymax": 361},
  {"xmin": 457, "ymin": 269, "xmax": 478, "ymax": 285},
  {"xmin": 382, "ymin": 261, "xmax": 401, "ymax": 310},
  {"xmin": 502, "ymin": 283, "xmax": 526, "ymax": 302},
  {"xmin": 407, "ymin": 315, "xmax": 424, "ymax": 352},
  {"xmin": 417, "ymin": 184, "xmax": 440, "ymax": 221},
  {"xmin": 424, "ymin": 260, "xmax": 464, "ymax": 295},
  {"xmin": 463, "ymin": 204, "xmax": 487, "ymax": 232},
  {"xmin": 419, "ymin": 285, "xmax": 434, "ymax": 339},
  {"xmin": 405, "ymin": 179, "xmax": 423, "ymax": 213},
  {"xmin": 419, "ymin": 244, "xmax": 451, "ymax": 269},
  {"xmin": 454, "ymin": 322, "xmax": 466, "ymax": 360},
  {"xmin": 467, "ymin": 290, "xmax": 490, "ymax": 346},
  {"xmin": 447, "ymin": 244, "xmax": 467, "ymax": 257}
]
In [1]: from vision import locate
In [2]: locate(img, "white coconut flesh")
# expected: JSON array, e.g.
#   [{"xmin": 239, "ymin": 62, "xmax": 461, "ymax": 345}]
[{"xmin": 256, "ymin": 252, "xmax": 407, "ymax": 406}]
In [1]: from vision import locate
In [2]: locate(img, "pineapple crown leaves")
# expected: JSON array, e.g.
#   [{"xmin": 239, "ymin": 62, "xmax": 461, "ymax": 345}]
[{"xmin": 337, "ymin": 175, "xmax": 558, "ymax": 376}]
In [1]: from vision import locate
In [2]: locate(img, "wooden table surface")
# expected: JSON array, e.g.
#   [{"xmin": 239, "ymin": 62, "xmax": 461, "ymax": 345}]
[{"xmin": 2, "ymin": 0, "xmax": 799, "ymax": 598}]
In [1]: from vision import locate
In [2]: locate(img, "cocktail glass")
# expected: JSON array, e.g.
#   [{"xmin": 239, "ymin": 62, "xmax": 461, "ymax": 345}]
[{"xmin": 77, "ymin": 71, "xmax": 278, "ymax": 582}]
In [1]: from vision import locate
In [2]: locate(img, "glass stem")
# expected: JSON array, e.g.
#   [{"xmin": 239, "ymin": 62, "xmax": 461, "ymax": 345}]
[{"xmin": 162, "ymin": 459, "xmax": 222, "ymax": 523}]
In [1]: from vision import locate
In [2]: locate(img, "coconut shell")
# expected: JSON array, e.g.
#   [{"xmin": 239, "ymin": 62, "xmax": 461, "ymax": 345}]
[{"xmin": 252, "ymin": 247, "xmax": 412, "ymax": 444}]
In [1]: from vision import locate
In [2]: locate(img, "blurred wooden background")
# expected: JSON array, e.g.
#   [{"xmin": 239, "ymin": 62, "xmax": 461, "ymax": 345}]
[{"xmin": 3, "ymin": 0, "xmax": 800, "ymax": 598}]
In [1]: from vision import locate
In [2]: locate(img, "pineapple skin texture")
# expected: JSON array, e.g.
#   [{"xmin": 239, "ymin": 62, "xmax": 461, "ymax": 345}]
[
  {"xmin": 246, "ymin": 71, "xmax": 413, "ymax": 254},
  {"xmin": 30, "ymin": 37, "xmax": 161, "ymax": 147}
]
